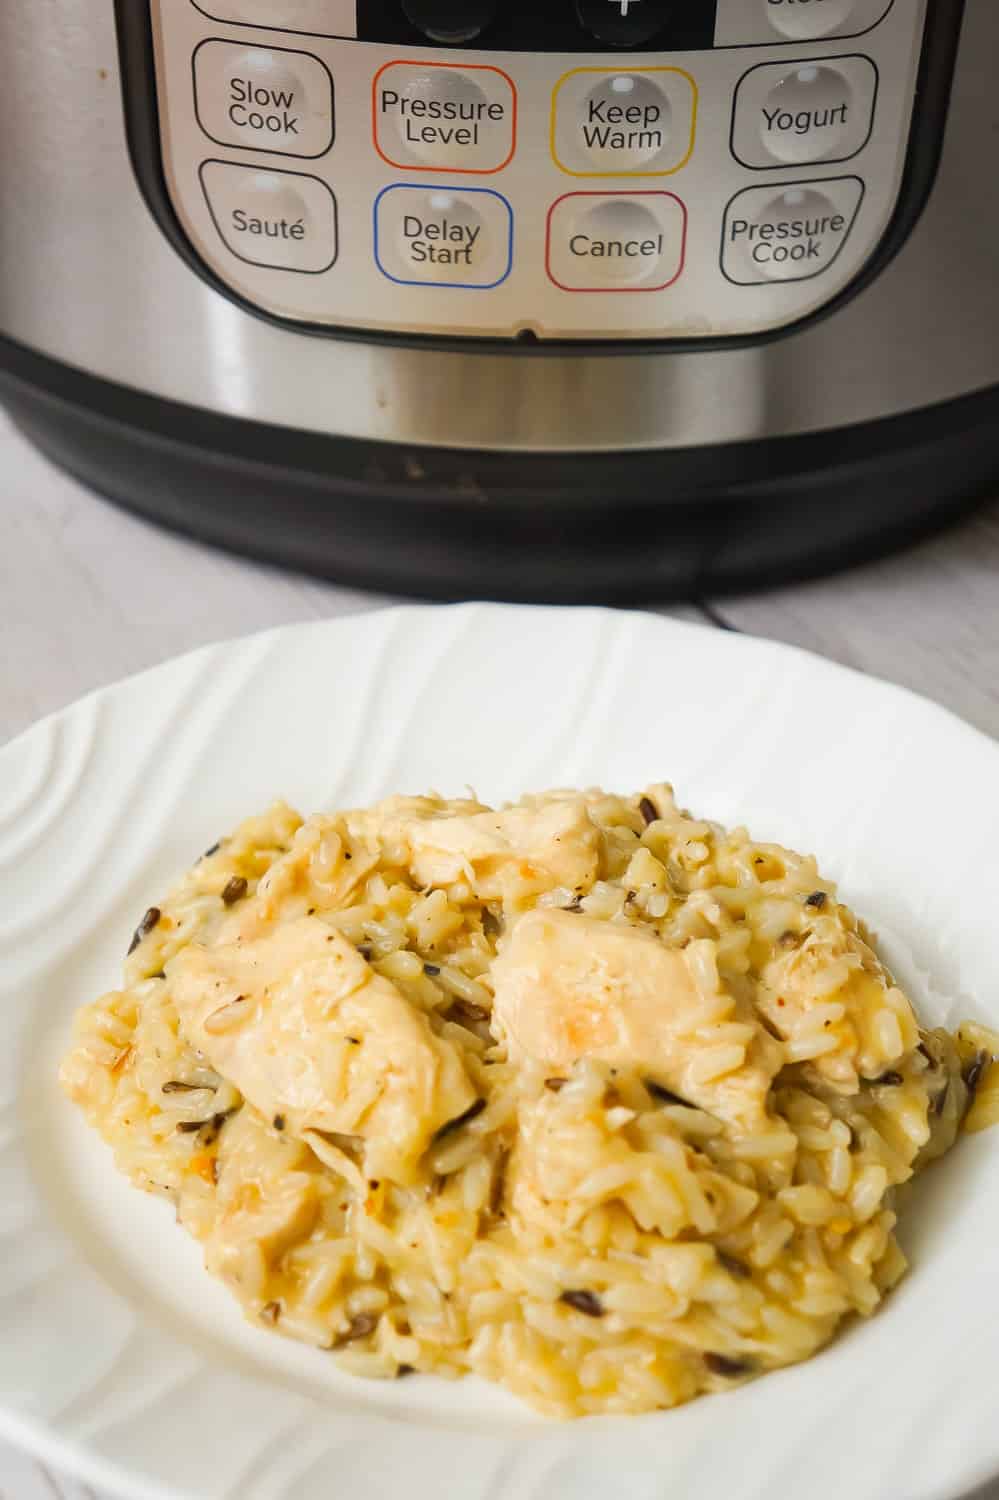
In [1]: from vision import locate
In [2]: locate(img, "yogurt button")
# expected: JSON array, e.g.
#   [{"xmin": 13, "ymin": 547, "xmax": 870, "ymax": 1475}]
[{"xmin": 759, "ymin": 64, "xmax": 853, "ymax": 163}]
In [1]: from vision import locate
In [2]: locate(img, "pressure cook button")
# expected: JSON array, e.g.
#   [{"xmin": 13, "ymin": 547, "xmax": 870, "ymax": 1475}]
[
  {"xmin": 576, "ymin": 0, "xmax": 674, "ymax": 47},
  {"xmin": 721, "ymin": 177, "xmax": 864, "ymax": 284},
  {"xmin": 374, "ymin": 185, "xmax": 513, "ymax": 287},
  {"xmin": 373, "ymin": 61, "xmax": 516, "ymax": 173},
  {"xmin": 400, "ymin": 0, "xmax": 500, "ymax": 44},
  {"xmin": 732, "ymin": 54, "xmax": 877, "ymax": 169},
  {"xmin": 200, "ymin": 161, "xmax": 338, "ymax": 272},
  {"xmin": 193, "ymin": 40, "xmax": 334, "ymax": 158},
  {"xmin": 546, "ymin": 191, "xmax": 686, "ymax": 292}
]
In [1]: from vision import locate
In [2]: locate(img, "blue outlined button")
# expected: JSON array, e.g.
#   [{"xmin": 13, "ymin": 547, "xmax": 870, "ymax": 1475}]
[{"xmin": 374, "ymin": 183, "xmax": 513, "ymax": 289}]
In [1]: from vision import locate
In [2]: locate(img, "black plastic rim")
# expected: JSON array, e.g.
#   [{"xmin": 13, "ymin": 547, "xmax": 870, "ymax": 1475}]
[{"xmin": 0, "ymin": 331, "xmax": 996, "ymax": 605}]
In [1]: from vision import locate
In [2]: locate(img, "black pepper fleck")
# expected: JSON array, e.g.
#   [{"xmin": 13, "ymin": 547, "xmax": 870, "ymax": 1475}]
[
  {"xmin": 273, "ymin": 1115, "xmax": 285, "ymax": 1132},
  {"xmin": 423, "ymin": 963, "xmax": 441, "ymax": 977},
  {"xmin": 804, "ymin": 891, "xmax": 827, "ymax": 909},
  {"xmin": 545, "ymin": 1077, "xmax": 568, "ymax": 1092},
  {"xmin": 874, "ymin": 1071, "xmax": 904, "ymax": 1087}
]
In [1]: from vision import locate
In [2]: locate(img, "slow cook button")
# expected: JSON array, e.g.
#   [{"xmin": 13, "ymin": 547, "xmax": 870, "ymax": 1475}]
[
  {"xmin": 721, "ymin": 177, "xmax": 864, "ymax": 284},
  {"xmin": 374, "ymin": 185, "xmax": 513, "ymax": 287},
  {"xmin": 193, "ymin": 40, "xmax": 335, "ymax": 157},
  {"xmin": 200, "ymin": 161, "xmax": 338, "ymax": 273},
  {"xmin": 546, "ymin": 192, "xmax": 686, "ymax": 292},
  {"xmin": 732, "ymin": 55, "xmax": 878, "ymax": 169},
  {"xmin": 373, "ymin": 61, "xmax": 516, "ymax": 173}
]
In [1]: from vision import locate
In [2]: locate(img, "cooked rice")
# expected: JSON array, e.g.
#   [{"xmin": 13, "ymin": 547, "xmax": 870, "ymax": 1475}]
[{"xmin": 60, "ymin": 785, "xmax": 995, "ymax": 1417}]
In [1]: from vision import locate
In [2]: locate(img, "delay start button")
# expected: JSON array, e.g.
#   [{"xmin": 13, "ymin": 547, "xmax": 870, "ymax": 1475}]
[
  {"xmin": 374, "ymin": 184, "xmax": 513, "ymax": 287},
  {"xmin": 193, "ymin": 40, "xmax": 334, "ymax": 158},
  {"xmin": 721, "ymin": 176, "xmax": 864, "ymax": 284},
  {"xmin": 546, "ymin": 191, "xmax": 686, "ymax": 292},
  {"xmin": 199, "ymin": 160, "xmax": 338, "ymax": 273},
  {"xmin": 373, "ymin": 61, "xmax": 516, "ymax": 173}
]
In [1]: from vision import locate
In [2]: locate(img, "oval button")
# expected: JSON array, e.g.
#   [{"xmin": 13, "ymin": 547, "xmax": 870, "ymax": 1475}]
[
  {"xmin": 580, "ymin": 75, "xmax": 673, "ymax": 172},
  {"xmin": 193, "ymin": 40, "xmax": 334, "ymax": 158},
  {"xmin": 766, "ymin": 0, "xmax": 858, "ymax": 40},
  {"xmin": 759, "ymin": 63, "xmax": 854, "ymax": 163},
  {"xmin": 374, "ymin": 61, "xmax": 517, "ymax": 173},
  {"xmin": 546, "ymin": 191, "xmax": 687, "ymax": 292},
  {"xmin": 395, "ymin": 190, "xmax": 490, "ymax": 282}
]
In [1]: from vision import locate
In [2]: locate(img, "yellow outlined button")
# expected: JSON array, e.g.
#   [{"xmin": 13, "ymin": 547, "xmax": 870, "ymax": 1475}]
[{"xmin": 551, "ymin": 66, "xmax": 697, "ymax": 178}]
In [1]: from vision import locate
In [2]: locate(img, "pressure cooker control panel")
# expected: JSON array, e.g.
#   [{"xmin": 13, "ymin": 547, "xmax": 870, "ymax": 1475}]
[{"xmin": 147, "ymin": 0, "xmax": 928, "ymax": 340}]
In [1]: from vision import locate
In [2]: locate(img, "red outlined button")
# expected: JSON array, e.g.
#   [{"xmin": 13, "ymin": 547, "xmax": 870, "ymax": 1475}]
[
  {"xmin": 546, "ymin": 191, "xmax": 686, "ymax": 292},
  {"xmin": 373, "ymin": 60, "xmax": 516, "ymax": 174}
]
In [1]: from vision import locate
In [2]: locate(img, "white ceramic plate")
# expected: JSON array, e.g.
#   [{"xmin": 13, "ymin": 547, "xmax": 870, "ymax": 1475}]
[{"xmin": 2, "ymin": 604, "xmax": 998, "ymax": 1500}]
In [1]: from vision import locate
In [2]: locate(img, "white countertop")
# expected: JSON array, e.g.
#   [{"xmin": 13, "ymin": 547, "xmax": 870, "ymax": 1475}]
[{"xmin": 3, "ymin": 408, "xmax": 998, "ymax": 1499}]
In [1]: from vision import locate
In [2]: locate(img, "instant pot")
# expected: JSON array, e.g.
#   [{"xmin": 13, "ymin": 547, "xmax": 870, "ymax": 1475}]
[{"xmin": 0, "ymin": 1, "xmax": 996, "ymax": 601}]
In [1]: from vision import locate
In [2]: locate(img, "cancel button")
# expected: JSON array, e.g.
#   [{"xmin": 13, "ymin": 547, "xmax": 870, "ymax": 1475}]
[{"xmin": 547, "ymin": 192, "xmax": 687, "ymax": 292}]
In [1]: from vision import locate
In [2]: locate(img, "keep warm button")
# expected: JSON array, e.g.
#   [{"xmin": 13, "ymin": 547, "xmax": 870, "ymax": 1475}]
[{"xmin": 546, "ymin": 192, "xmax": 686, "ymax": 292}]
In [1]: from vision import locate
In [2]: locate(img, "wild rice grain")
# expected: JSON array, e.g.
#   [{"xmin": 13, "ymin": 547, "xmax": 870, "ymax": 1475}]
[
  {"xmin": 705, "ymin": 1353, "xmax": 753, "ymax": 1377},
  {"xmin": 639, "ymin": 796, "xmax": 658, "ymax": 825},
  {"xmin": 433, "ymin": 1098, "xmax": 486, "ymax": 1142},
  {"xmin": 560, "ymin": 1290, "xmax": 605, "ymax": 1318},
  {"xmin": 127, "ymin": 907, "xmax": 161, "ymax": 955},
  {"xmin": 221, "ymin": 876, "xmax": 248, "ymax": 906}
]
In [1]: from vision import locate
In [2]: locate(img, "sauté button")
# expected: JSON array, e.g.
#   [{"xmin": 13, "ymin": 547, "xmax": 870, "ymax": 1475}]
[
  {"xmin": 193, "ymin": 40, "xmax": 334, "ymax": 157},
  {"xmin": 575, "ymin": 0, "xmax": 674, "ymax": 47},
  {"xmin": 552, "ymin": 67, "xmax": 696, "ymax": 178},
  {"xmin": 732, "ymin": 54, "xmax": 877, "ymax": 168},
  {"xmin": 721, "ymin": 177, "xmax": 864, "ymax": 284},
  {"xmin": 373, "ymin": 61, "xmax": 516, "ymax": 173},
  {"xmin": 191, "ymin": 0, "xmax": 357, "ymax": 34},
  {"xmin": 200, "ymin": 160, "xmax": 338, "ymax": 272},
  {"xmin": 546, "ymin": 191, "xmax": 686, "ymax": 291},
  {"xmin": 401, "ymin": 0, "xmax": 500, "ymax": 43},
  {"xmin": 374, "ymin": 185, "xmax": 513, "ymax": 287}
]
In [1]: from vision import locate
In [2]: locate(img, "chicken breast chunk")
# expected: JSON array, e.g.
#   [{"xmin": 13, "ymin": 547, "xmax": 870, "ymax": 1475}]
[
  {"xmin": 492, "ymin": 908, "xmax": 782, "ymax": 1130},
  {"xmin": 170, "ymin": 916, "xmax": 476, "ymax": 1182}
]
